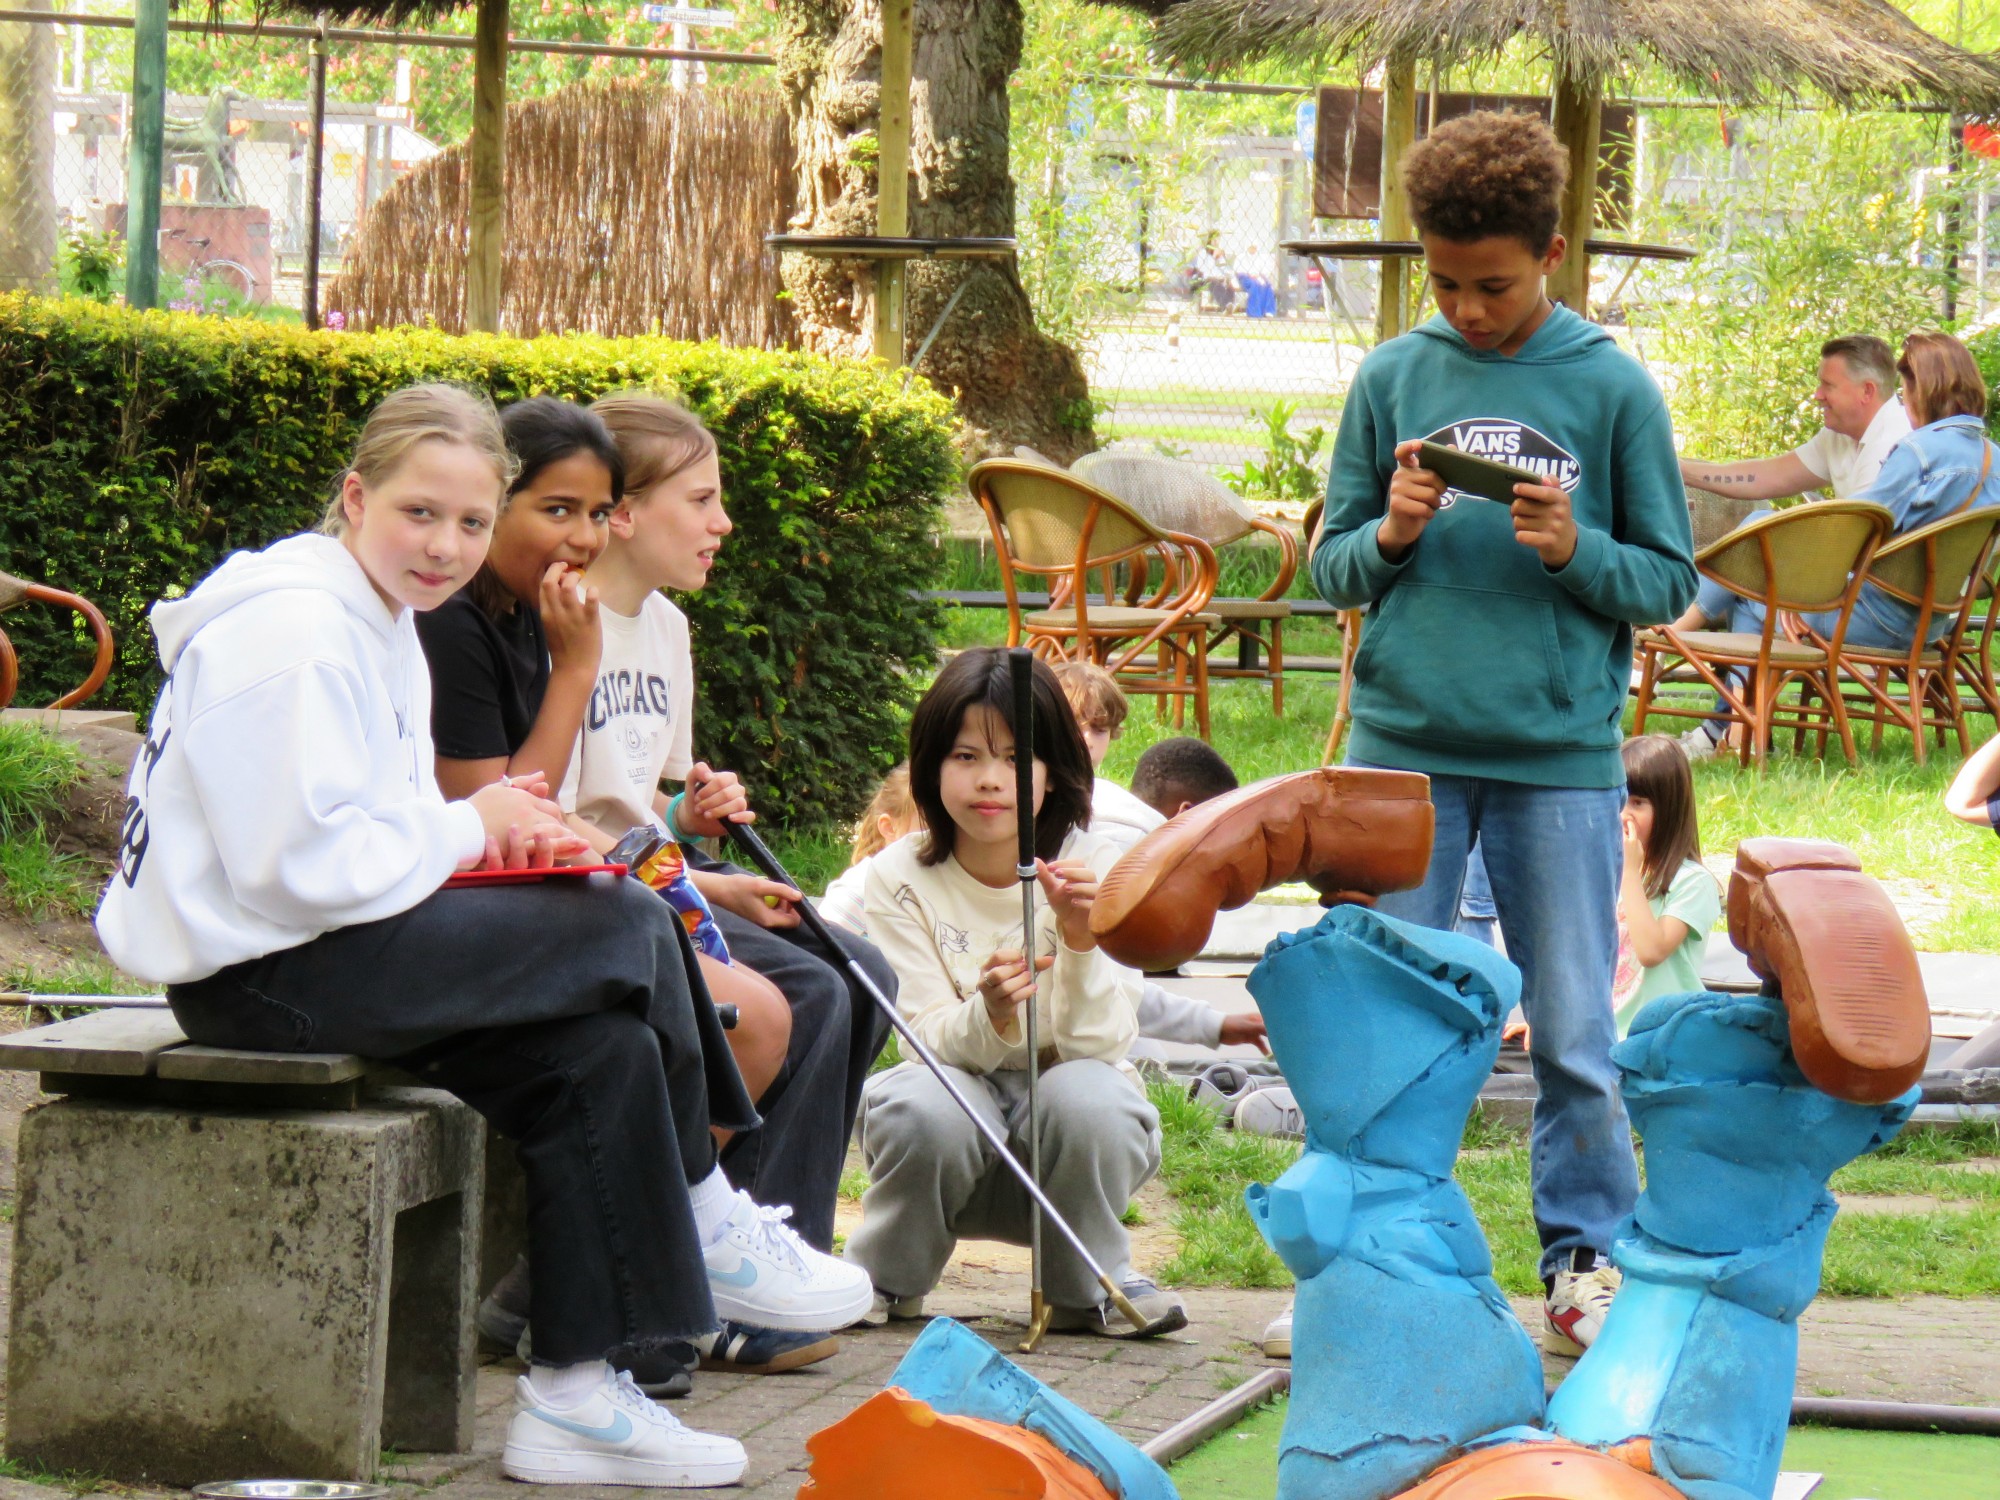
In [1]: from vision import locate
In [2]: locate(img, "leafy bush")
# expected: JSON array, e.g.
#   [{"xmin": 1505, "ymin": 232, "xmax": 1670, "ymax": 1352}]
[{"xmin": 0, "ymin": 295, "xmax": 958, "ymax": 827}]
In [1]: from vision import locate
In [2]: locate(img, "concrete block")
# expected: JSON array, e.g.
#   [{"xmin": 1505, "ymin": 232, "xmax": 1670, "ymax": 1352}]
[{"xmin": 6, "ymin": 1086, "xmax": 483, "ymax": 1484}]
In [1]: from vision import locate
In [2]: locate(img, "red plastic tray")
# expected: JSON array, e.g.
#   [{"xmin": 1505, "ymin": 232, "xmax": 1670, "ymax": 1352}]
[{"xmin": 443, "ymin": 862, "xmax": 628, "ymax": 888}]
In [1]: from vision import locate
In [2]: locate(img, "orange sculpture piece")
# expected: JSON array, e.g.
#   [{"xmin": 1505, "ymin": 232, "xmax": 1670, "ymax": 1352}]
[
  {"xmin": 1089, "ymin": 766, "xmax": 1434, "ymax": 972},
  {"xmin": 1727, "ymin": 837, "xmax": 1929, "ymax": 1103},
  {"xmin": 1388, "ymin": 1439, "xmax": 1683, "ymax": 1500},
  {"xmin": 797, "ymin": 1387, "xmax": 1116, "ymax": 1500}
]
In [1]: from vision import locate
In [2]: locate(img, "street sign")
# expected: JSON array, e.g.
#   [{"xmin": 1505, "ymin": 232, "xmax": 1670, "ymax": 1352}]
[{"xmin": 641, "ymin": 5, "xmax": 736, "ymax": 26}]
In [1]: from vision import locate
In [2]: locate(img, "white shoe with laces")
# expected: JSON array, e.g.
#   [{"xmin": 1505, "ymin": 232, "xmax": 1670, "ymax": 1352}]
[
  {"xmin": 703, "ymin": 1193, "xmax": 873, "ymax": 1332},
  {"xmin": 1543, "ymin": 1253, "xmax": 1622, "ymax": 1357},
  {"xmin": 1678, "ymin": 725, "xmax": 1723, "ymax": 762},
  {"xmin": 502, "ymin": 1368, "xmax": 746, "ymax": 1487}
]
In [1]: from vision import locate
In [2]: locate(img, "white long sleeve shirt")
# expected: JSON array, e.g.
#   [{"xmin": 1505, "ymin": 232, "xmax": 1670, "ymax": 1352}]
[{"xmin": 860, "ymin": 829, "xmax": 1141, "ymax": 1074}]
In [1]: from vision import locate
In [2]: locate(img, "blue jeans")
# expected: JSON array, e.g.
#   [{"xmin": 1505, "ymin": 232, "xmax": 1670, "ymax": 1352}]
[
  {"xmin": 1353, "ymin": 766, "xmax": 1637, "ymax": 1278},
  {"xmin": 1454, "ymin": 839, "xmax": 1499, "ymax": 947}
]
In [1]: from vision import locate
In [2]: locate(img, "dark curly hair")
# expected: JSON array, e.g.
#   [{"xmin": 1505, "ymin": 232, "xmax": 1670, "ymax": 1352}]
[{"xmin": 1404, "ymin": 110, "xmax": 1569, "ymax": 253}]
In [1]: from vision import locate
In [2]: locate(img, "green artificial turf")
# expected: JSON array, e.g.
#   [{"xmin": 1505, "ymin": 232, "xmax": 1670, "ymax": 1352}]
[{"xmin": 1168, "ymin": 1399, "xmax": 2000, "ymax": 1499}]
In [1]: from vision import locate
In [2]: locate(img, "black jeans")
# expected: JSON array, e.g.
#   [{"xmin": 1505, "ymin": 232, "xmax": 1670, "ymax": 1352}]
[
  {"xmin": 168, "ymin": 877, "xmax": 758, "ymax": 1366},
  {"xmin": 694, "ymin": 853, "xmax": 896, "ymax": 1251}
]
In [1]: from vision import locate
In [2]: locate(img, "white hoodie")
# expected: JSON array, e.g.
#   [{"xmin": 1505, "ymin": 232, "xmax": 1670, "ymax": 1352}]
[{"xmin": 96, "ymin": 534, "xmax": 485, "ymax": 984}]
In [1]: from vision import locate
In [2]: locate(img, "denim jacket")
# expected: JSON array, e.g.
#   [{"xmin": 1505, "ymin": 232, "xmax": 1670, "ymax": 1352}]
[{"xmin": 1853, "ymin": 414, "xmax": 2000, "ymax": 640}]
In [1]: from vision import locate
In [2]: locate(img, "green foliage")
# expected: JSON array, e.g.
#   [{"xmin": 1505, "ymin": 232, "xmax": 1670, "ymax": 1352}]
[
  {"xmin": 0, "ymin": 295, "xmax": 959, "ymax": 829},
  {"xmin": 57, "ymin": 228, "xmax": 124, "ymax": 304},
  {"xmin": 0, "ymin": 722, "xmax": 83, "ymax": 840},
  {"xmin": 1223, "ymin": 399, "xmax": 1330, "ymax": 509},
  {"xmin": 0, "ymin": 838, "xmax": 98, "ymax": 920},
  {"xmin": 1640, "ymin": 111, "xmax": 1962, "ymax": 462}
]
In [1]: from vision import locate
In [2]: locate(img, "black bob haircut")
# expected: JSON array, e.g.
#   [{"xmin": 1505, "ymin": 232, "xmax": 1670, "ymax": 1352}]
[
  {"xmin": 501, "ymin": 395, "xmax": 627, "ymax": 505},
  {"xmin": 908, "ymin": 647, "xmax": 1096, "ymax": 867}
]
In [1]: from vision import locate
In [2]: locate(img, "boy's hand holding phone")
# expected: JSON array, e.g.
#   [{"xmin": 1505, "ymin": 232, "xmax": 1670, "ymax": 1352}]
[
  {"xmin": 463, "ymin": 780, "xmax": 591, "ymax": 870},
  {"xmin": 1379, "ymin": 439, "xmax": 1448, "ymax": 560},
  {"xmin": 1510, "ymin": 480, "xmax": 1578, "ymax": 568}
]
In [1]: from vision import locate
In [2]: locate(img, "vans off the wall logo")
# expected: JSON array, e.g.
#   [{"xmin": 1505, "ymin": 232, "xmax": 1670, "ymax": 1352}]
[{"xmin": 1424, "ymin": 420, "xmax": 1581, "ymax": 506}]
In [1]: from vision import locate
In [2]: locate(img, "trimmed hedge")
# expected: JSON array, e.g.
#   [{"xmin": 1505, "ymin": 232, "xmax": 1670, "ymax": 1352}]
[{"xmin": 0, "ymin": 295, "xmax": 957, "ymax": 828}]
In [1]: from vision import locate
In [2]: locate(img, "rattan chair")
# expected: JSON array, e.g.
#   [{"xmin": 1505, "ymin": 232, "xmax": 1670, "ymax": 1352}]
[
  {"xmin": 968, "ymin": 458, "xmax": 1219, "ymax": 739},
  {"xmin": 1805, "ymin": 508, "xmax": 2000, "ymax": 763},
  {"xmin": 1299, "ymin": 499, "xmax": 1364, "ymax": 765},
  {"xmin": 1069, "ymin": 452, "xmax": 1298, "ymax": 714},
  {"xmin": 1631, "ymin": 501, "xmax": 1893, "ymax": 769},
  {"xmin": 1955, "ymin": 554, "xmax": 2000, "ymax": 724},
  {"xmin": 0, "ymin": 571, "xmax": 114, "ymax": 712}
]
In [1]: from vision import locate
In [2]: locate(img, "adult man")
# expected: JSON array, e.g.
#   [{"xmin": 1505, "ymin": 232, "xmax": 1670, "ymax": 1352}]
[{"xmin": 1679, "ymin": 335, "xmax": 1910, "ymax": 501}]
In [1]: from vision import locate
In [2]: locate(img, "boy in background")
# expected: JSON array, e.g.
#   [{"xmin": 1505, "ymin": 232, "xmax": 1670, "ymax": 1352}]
[{"xmin": 1312, "ymin": 110, "xmax": 1696, "ymax": 1356}]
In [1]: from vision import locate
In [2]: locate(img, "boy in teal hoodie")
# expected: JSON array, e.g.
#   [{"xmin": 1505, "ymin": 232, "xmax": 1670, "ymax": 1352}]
[{"xmin": 1313, "ymin": 111, "xmax": 1697, "ymax": 1358}]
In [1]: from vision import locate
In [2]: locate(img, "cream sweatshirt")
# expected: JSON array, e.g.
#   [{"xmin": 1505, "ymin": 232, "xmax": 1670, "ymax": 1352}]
[{"xmin": 860, "ymin": 828, "xmax": 1141, "ymax": 1074}]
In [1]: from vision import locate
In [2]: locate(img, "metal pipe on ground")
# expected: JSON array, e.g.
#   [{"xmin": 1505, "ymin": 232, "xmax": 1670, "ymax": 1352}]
[{"xmin": 1140, "ymin": 1367, "xmax": 1290, "ymax": 1465}]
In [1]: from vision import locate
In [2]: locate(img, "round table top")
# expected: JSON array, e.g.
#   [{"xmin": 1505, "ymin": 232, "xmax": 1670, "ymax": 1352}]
[
  {"xmin": 764, "ymin": 234, "xmax": 1018, "ymax": 261},
  {"xmin": 1280, "ymin": 237, "xmax": 1695, "ymax": 263}
]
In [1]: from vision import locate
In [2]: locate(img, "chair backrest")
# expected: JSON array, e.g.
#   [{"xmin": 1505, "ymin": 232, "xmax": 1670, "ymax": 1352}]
[
  {"xmin": 1685, "ymin": 487, "xmax": 1766, "ymax": 551},
  {"xmin": 1864, "ymin": 507, "xmax": 2000, "ymax": 615},
  {"xmin": 1696, "ymin": 501, "xmax": 1893, "ymax": 614},
  {"xmin": 967, "ymin": 459, "xmax": 1161, "ymax": 574},
  {"xmin": 1068, "ymin": 452, "xmax": 1259, "ymax": 546}
]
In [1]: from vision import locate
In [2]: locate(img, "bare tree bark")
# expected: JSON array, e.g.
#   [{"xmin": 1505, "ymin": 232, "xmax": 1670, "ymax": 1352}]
[
  {"xmin": 0, "ymin": 0, "xmax": 57, "ymax": 295},
  {"xmin": 779, "ymin": 0, "xmax": 1094, "ymax": 461}
]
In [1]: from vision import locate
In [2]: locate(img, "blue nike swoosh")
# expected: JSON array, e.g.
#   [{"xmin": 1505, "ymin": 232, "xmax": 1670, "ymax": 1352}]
[
  {"xmin": 710, "ymin": 1260, "xmax": 761, "ymax": 1288},
  {"xmin": 529, "ymin": 1408, "xmax": 634, "ymax": 1444}
]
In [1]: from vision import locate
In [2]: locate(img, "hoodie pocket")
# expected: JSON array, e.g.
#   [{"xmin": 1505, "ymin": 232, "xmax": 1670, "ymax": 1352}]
[{"xmin": 1351, "ymin": 582, "xmax": 1573, "ymax": 750}]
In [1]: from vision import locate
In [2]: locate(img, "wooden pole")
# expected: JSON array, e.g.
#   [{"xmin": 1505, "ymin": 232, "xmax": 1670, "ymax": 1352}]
[
  {"xmin": 123, "ymin": 0, "xmax": 166, "ymax": 308},
  {"xmin": 1549, "ymin": 63, "xmax": 1601, "ymax": 314},
  {"xmin": 1374, "ymin": 56, "xmax": 1417, "ymax": 344},
  {"xmin": 302, "ymin": 15, "xmax": 327, "ymax": 329},
  {"xmin": 872, "ymin": 0, "xmax": 913, "ymax": 364},
  {"xmin": 466, "ymin": 0, "xmax": 508, "ymax": 333}
]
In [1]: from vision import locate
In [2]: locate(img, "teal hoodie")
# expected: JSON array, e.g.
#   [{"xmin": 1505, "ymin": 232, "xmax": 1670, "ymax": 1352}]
[{"xmin": 1312, "ymin": 303, "xmax": 1696, "ymax": 788}]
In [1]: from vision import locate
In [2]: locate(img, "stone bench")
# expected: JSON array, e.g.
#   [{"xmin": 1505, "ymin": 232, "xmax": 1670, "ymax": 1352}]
[{"xmin": 0, "ymin": 1008, "xmax": 484, "ymax": 1485}]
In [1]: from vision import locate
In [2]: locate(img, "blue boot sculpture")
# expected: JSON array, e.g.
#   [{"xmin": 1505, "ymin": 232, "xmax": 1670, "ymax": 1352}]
[
  {"xmin": 1547, "ymin": 990, "xmax": 1916, "ymax": 1500},
  {"xmin": 1246, "ymin": 905, "xmax": 1545, "ymax": 1499}
]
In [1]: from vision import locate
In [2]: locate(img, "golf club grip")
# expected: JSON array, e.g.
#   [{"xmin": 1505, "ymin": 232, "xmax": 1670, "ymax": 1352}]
[
  {"xmin": 713, "ymin": 817, "xmax": 1120, "ymax": 1288},
  {"xmin": 1009, "ymin": 648, "xmax": 1036, "ymax": 873}
]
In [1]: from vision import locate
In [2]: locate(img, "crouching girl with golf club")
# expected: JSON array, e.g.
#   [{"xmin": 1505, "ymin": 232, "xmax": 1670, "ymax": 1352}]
[
  {"xmin": 95, "ymin": 383, "xmax": 831, "ymax": 1489},
  {"xmin": 843, "ymin": 647, "xmax": 1187, "ymax": 1338}
]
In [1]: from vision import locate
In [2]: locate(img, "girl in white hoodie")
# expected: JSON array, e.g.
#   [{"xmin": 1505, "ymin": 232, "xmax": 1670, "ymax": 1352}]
[{"xmin": 93, "ymin": 383, "xmax": 860, "ymax": 1489}]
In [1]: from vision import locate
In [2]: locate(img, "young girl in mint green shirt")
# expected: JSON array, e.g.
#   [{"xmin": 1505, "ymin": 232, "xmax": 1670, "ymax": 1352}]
[{"xmin": 1613, "ymin": 735, "xmax": 1721, "ymax": 1036}]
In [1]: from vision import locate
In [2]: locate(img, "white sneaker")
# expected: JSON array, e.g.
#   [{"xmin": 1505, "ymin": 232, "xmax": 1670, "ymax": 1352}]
[
  {"xmin": 1678, "ymin": 725, "xmax": 1723, "ymax": 761},
  {"xmin": 1262, "ymin": 1299, "xmax": 1293, "ymax": 1359},
  {"xmin": 1543, "ymin": 1256, "xmax": 1622, "ymax": 1357},
  {"xmin": 703, "ymin": 1194, "xmax": 873, "ymax": 1332},
  {"xmin": 502, "ymin": 1369, "xmax": 746, "ymax": 1488},
  {"xmin": 1234, "ymin": 1085, "xmax": 1305, "ymax": 1141}
]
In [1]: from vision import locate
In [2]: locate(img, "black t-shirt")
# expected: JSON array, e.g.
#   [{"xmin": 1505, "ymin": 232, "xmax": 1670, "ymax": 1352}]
[{"xmin": 415, "ymin": 594, "xmax": 550, "ymax": 759}]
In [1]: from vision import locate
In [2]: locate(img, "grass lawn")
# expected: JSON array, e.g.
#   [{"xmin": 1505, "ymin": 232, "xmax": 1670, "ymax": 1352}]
[{"xmin": 1167, "ymin": 1398, "xmax": 2000, "ymax": 1500}]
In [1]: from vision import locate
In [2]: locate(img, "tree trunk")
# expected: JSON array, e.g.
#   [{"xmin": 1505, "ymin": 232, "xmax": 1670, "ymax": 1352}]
[
  {"xmin": 0, "ymin": 0, "xmax": 56, "ymax": 295},
  {"xmin": 779, "ymin": 0, "xmax": 1093, "ymax": 461}
]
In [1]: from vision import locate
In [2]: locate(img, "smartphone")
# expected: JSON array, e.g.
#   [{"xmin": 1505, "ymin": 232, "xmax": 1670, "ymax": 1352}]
[{"xmin": 1415, "ymin": 441, "xmax": 1543, "ymax": 504}]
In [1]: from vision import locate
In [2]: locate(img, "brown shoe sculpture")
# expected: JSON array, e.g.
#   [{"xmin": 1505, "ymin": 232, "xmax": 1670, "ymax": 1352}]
[
  {"xmin": 1728, "ymin": 838, "xmax": 1929, "ymax": 1104},
  {"xmin": 1089, "ymin": 767, "xmax": 1434, "ymax": 972}
]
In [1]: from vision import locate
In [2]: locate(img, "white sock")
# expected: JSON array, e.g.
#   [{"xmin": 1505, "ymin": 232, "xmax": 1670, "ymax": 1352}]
[
  {"xmin": 688, "ymin": 1165, "xmax": 738, "ymax": 1247},
  {"xmin": 529, "ymin": 1359, "xmax": 612, "ymax": 1408}
]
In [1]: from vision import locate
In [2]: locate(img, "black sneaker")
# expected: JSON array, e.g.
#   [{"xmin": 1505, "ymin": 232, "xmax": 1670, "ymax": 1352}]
[
  {"xmin": 476, "ymin": 1253, "xmax": 531, "ymax": 1356},
  {"xmin": 517, "ymin": 1325, "xmax": 696, "ymax": 1401},
  {"xmin": 694, "ymin": 1320, "xmax": 840, "ymax": 1374}
]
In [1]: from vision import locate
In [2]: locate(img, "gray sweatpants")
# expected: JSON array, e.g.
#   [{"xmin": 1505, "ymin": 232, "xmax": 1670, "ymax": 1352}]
[{"xmin": 844, "ymin": 1058, "xmax": 1162, "ymax": 1310}]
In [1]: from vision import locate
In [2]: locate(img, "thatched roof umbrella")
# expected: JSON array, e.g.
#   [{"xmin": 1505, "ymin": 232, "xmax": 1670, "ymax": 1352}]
[
  {"xmin": 1116, "ymin": 0, "xmax": 2000, "ymax": 313},
  {"xmin": 247, "ymin": 0, "xmax": 511, "ymax": 331}
]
